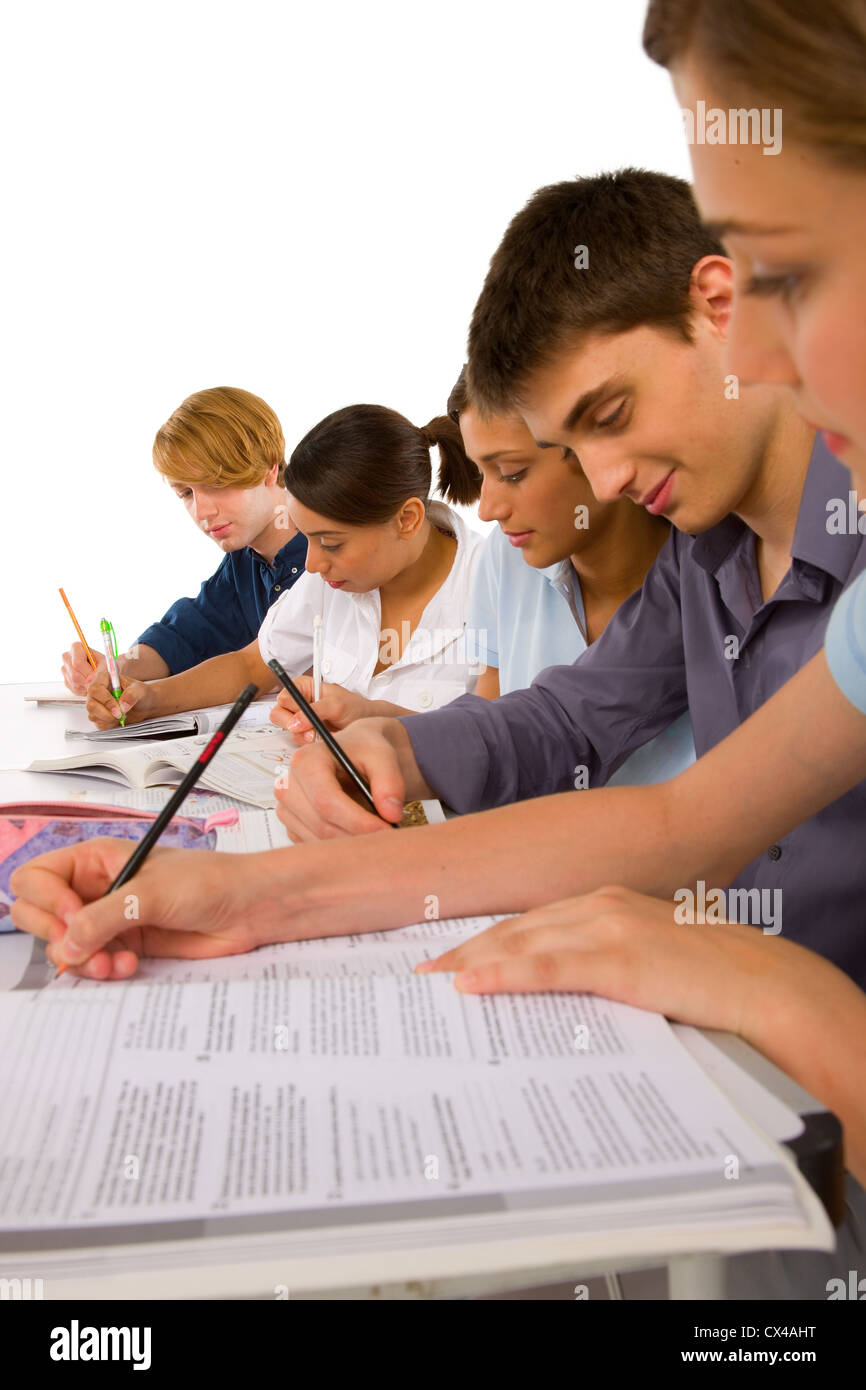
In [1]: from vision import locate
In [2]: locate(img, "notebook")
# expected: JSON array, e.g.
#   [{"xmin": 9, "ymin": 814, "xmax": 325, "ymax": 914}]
[
  {"xmin": 25, "ymin": 725, "xmax": 293, "ymax": 809},
  {"xmin": 63, "ymin": 699, "xmax": 276, "ymax": 740}
]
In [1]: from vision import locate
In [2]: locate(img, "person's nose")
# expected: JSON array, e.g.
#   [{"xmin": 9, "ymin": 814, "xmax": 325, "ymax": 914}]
[
  {"xmin": 578, "ymin": 444, "xmax": 639, "ymax": 503},
  {"xmin": 477, "ymin": 476, "xmax": 511, "ymax": 524},
  {"xmin": 191, "ymin": 490, "xmax": 219, "ymax": 524}
]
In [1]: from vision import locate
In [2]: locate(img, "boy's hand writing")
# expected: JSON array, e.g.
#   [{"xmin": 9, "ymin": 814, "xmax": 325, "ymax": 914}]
[{"xmin": 61, "ymin": 641, "xmax": 107, "ymax": 696}]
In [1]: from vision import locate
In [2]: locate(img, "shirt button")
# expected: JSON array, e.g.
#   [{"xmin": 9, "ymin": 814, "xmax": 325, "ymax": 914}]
[
  {"xmin": 291, "ymin": 567, "xmax": 298, "ymax": 574},
  {"xmin": 417, "ymin": 690, "xmax": 434, "ymax": 708},
  {"xmin": 767, "ymin": 845, "xmax": 782, "ymax": 861},
  {"xmin": 274, "ymin": 584, "xmax": 281, "ymax": 591},
  {"xmin": 322, "ymin": 659, "xmax": 332, "ymax": 675}
]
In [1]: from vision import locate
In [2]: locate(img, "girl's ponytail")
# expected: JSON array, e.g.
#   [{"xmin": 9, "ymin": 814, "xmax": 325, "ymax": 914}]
[{"xmin": 420, "ymin": 415, "xmax": 481, "ymax": 506}]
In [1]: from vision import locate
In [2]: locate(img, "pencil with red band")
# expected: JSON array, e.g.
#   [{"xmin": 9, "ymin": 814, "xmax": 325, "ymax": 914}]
[
  {"xmin": 54, "ymin": 682, "xmax": 259, "ymax": 974},
  {"xmin": 267, "ymin": 657, "xmax": 398, "ymax": 828}
]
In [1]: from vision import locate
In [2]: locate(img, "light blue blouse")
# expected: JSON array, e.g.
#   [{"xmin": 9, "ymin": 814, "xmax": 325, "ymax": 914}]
[
  {"xmin": 825, "ymin": 566, "xmax": 866, "ymax": 714},
  {"xmin": 467, "ymin": 527, "xmax": 695, "ymax": 787}
]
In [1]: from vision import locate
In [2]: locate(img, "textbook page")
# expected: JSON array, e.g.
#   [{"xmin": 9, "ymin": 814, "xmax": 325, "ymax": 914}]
[
  {"xmin": 51, "ymin": 910, "xmax": 503, "ymax": 988},
  {"xmin": 0, "ymin": 975, "xmax": 822, "ymax": 1238}
]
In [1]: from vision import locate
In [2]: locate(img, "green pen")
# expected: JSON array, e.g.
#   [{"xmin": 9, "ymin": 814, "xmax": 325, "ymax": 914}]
[{"xmin": 100, "ymin": 618, "xmax": 126, "ymax": 726}]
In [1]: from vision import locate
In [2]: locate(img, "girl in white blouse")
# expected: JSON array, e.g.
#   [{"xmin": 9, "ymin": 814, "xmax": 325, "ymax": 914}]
[{"xmin": 84, "ymin": 404, "xmax": 485, "ymax": 731}]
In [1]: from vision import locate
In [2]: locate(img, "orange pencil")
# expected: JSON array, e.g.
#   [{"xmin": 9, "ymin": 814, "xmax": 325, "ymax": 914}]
[{"xmin": 58, "ymin": 588, "xmax": 98, "ymax": 670}]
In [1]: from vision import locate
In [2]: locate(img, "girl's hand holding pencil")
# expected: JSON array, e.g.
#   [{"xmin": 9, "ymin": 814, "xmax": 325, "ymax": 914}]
[
  {"xmin": 85, "ymin": 672, "xmax": 158, "ymax": 728},
  {"xmin": 9, "ymin": 838, "xmax": 270, "ymax": 979},
  {"xmin": 269, "ymin": 676, "xmax": 376, "ymax": 746}
]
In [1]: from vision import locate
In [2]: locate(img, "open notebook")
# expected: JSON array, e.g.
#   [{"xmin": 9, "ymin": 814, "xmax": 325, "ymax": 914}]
[
  {"xmin": 0, "ymin": 912, "xmax": 832, "ymax": 1292},
  {"xmin": 63, "ymin": 699, "xmax": 276, "ymax": 740},
  {"xmin": 25, "ymin": 724, "xmax": 292, "ymax": 808}
]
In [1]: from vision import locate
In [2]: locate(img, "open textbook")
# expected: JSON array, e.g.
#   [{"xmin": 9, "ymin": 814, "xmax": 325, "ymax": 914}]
[
  {"xmin": 0, "ymin": 908, "xmax": 832, "ymax": 1287},
  {"xmin": 24, "ymin": 724, "xmax": 292, "ymax": 809}
]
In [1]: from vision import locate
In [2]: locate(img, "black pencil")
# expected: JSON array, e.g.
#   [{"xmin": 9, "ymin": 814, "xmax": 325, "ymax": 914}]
[
  {"xmin": 108, "ymin": 682, "xmax": 260, "ymax": 892},
  {"xmin": 267, "ymin": 657, "xmax": 399, "ymax": 828}
]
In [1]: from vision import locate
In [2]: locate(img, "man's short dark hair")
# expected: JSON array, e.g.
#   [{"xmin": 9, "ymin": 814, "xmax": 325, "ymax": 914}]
[{"xmin": 467, "ymin": 168, "xmax": 725, "ymax": 414}]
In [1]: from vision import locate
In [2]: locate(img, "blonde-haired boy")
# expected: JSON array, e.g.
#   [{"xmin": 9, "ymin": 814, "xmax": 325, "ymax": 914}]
[{"xmin": 61, "ymin": 386, "xmax": 307, "ymax": 692}]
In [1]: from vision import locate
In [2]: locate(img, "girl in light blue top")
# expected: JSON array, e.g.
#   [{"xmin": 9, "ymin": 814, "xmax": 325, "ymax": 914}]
[
  {"xmin": 826, "ymin": 569, "xmax": 866, "ymax": 716},
  {"xmin": 451, "ymin": 368, "xmax": 696, "ymax": 787}
]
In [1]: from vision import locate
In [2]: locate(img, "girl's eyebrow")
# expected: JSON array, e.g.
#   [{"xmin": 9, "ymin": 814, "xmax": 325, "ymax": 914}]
[
  {"xmin": 305, "ymin": 529, "xmax": 347, "ymax": 537},
  {"xmin": 479, "ymin": 450, "xmax": 532, "ymax": 464},
  {"xmin": 704, "ymin": 219, "xmax": 802, "ymax": 240}
]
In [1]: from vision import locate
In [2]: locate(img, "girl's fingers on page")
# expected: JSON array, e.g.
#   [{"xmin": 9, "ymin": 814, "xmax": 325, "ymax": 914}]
[
  {"xmin": 416, "ymin": 889, "xmax": 655, "ymax": 975},
  {"xmin": 452, "ymin": 947, "xmax": 633, "ymax": 997},
  {"xmin": 453, "ymin": 950, "xmax": 594, "ymax": 995},
  {"xmin": 417, "ymin": 913, "xmax": 551, "ymax": 973}
]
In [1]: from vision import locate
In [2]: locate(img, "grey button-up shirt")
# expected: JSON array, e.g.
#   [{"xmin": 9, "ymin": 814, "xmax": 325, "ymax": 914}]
[{"xmin": 401, "ymin": 438, "xmax": 866, "ymax": 986}]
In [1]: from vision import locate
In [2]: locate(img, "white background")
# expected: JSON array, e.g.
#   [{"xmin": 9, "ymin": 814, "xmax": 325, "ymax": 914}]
[{"xmin": 0, "ymin": 0, "xmax": 689, "ymax": 682}]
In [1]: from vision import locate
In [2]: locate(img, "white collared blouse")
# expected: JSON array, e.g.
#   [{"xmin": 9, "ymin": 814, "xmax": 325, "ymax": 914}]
[{"xmin": 258, "ymin": 501, "xmax": 485, "ymax": 713}]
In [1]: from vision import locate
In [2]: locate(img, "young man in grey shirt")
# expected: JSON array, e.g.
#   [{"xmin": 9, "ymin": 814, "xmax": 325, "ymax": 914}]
[{"xmin": 279, "ymin": 171, "xmax": 866, "ymax": 987}]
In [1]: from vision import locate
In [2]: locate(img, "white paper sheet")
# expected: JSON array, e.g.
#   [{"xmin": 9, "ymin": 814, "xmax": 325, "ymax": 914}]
[{"xmin": 0, "ymin": 977, "xmax": 807, "ymax": 1231}]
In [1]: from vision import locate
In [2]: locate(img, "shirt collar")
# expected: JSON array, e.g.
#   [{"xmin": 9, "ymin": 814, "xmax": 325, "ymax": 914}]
[
  {"xmin": 691, "ymin": 434, "xmax": 860, "ymax": 586},
  {"xmin": 251, "ymin": 531, "xmax": 308, "ymax": 575},
  {"xmin": 542, "ymin": 557, "xmax": 577, "ymax": 594}
]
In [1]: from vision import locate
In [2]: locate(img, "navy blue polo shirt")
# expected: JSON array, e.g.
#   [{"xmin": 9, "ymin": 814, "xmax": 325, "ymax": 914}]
[{"xmin": 136, "ymin": 532, "xmax": 308, "ymax": 673}]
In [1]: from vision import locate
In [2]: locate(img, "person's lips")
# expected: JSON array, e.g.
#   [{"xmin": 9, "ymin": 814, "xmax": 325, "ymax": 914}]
[
  {"xmin": 327, "ymin": 580, "xmax": 345, "ymax": 589},
  {"xmin": 822, "ymin": 430, "xmax": 853, "ymax": 457},
  {"xmin": 800, "ymin": 417, "xmax": 852, "ymax": 458},
  {"xmin": 209, "ymin": 523, "xmax": 231, "ymax": 538},
  {"xmin": 640, "ymin": 471, "xmax": 675, "ymax": 515},
  {"xmin": 503, "ymin": 530, "xmax": 534, "ymax": 547}
]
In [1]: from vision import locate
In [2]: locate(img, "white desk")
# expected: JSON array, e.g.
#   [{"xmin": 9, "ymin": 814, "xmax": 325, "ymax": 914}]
[{"xmin": 0, "ymin": 682, "xmax": 841, "ymax": 1301}]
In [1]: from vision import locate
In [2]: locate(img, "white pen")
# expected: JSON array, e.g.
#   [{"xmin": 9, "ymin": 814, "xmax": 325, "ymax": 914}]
[{"xmin": 312, "ymin": 612, "xmax": 324, "ymax": 742}]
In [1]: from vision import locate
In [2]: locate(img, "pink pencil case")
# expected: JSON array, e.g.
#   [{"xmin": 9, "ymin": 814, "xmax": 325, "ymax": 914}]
[{"xmin": 0, "ymin": 800, "xmax": 238, "ymax": 927}]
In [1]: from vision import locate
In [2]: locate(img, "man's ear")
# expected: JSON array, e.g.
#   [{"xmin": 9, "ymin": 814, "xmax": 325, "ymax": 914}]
[
  {"xmin": 689, "ymin": 255, "xmax": 734, "ymax": 337},
  {"xmin": 266, "ymin": 461, "xmax": 280, "ymax": 486}
]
